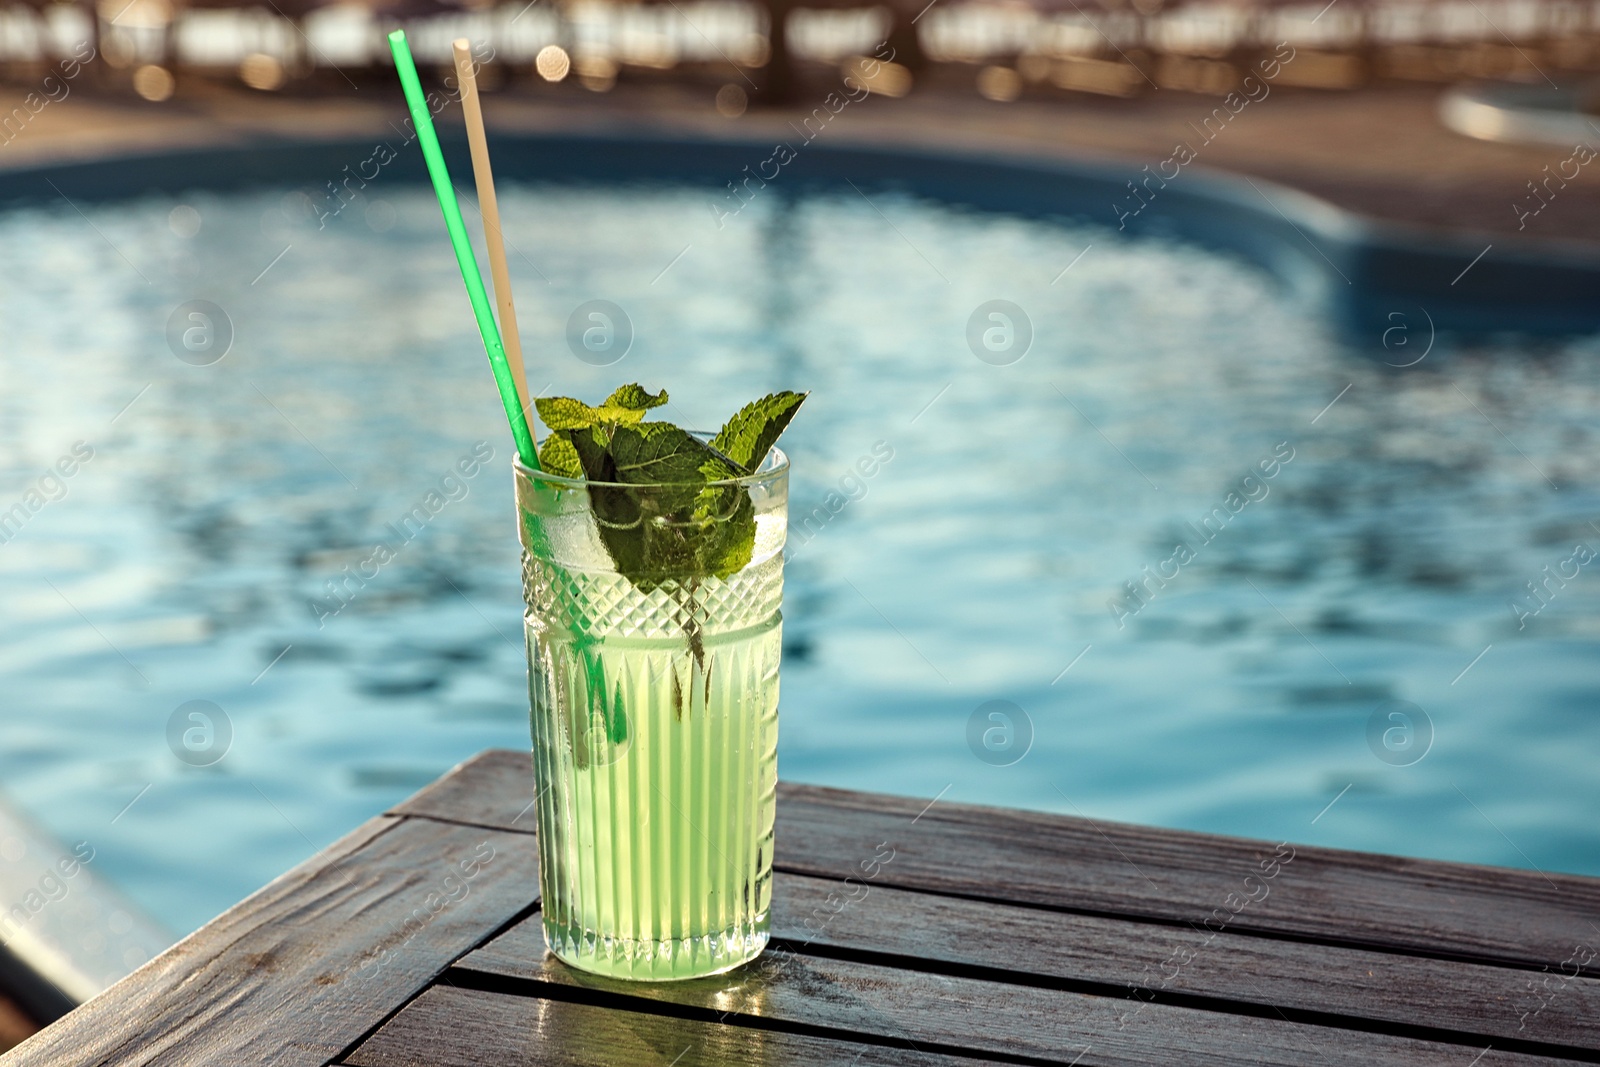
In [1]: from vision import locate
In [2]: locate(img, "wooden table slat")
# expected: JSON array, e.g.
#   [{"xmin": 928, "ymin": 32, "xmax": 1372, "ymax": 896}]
[
  {"xmin": 456, "ymin": 930, "xmax": 1592, "ymax": 1067},
  {"xmin": 770, "ymin": 872, "xmax": 1600, "ymax": 1051},
  {"xmin": 775, "ymin": 783, "xmax": 1600, "ymax": 974},
  {"xmin": 342, "ymin": 985, "xmax": 1021, "ymax": 1067}
]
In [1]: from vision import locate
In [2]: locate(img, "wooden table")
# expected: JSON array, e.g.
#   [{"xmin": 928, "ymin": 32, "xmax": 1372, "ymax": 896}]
[{"xmin": 5, "ymin": 749, "xmax": 1598, "ymax": 1066}]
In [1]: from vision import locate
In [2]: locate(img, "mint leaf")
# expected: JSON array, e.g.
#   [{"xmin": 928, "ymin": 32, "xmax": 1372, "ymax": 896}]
[
  {"xmin": 600, "ymin": 384, "xmax": 667, "ymax": 416},
  {"xmin": 534, "ymin": 386, "xmax": 667, "ymax": 436},
  {"xmin": 537, "ymin": 434, "xmax": 583, "ymax": 479},
  {"xmin": 601, "ymin": 424, "xmax": 744, "ymax": 582},
  {"xmin": 711, "ymin": 391, "xmax": 806, "ymax": 472},
  {"xmin": 610, "ymin": 422, "xmax": 715, "ymax": 489},
  {"xmin": 560, "ymin": 425, "xmax": 647, "ymax": 580},
  {"xmin": 528, "ymin": 384, "xmax": 800, "ymax": 590},
  {"xmin": 534, "ymin": 396, "xmax": 601, "ymax": 431},
  {"xmin": 689, "ymin": 449, "xmax": 759, "ymax": 579},
  {"xmin": 565, "ymin": 425, "xmax": 615, "ymax": 481},
  {"xmin": 694, "ymin": 483, "xmax": 756, "ymax": 577}
]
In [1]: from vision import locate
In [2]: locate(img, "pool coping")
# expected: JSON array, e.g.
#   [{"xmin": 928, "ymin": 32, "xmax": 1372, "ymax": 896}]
[
  {"xmin": 0, "ymin": 794, "xmax": 172, "ymax": 1025},
  {"xmin": 1439, "ymin": 81, "xmax": 1600, "ymax": 148},
  {"xmin": 2, "ymin": 129, "xmax": 1598, "ymax": 337}
]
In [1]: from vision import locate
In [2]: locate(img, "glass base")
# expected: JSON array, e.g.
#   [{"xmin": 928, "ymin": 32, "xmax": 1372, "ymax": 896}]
[{"xmin": 543, "ymin": 914, "xmax": 770, "ymax": 981}]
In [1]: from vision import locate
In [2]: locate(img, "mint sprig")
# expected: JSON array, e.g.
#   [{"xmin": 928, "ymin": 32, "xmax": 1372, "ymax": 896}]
[
  {"xmin": 533, "ymin": 385, "xmax": 805, "ymax": 588},
  {"xmin": 711, "ymin": 392, "xmax": 806, "ymax": 470}
]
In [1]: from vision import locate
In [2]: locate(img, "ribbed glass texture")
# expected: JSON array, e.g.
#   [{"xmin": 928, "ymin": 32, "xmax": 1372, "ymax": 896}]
[{"xmin": 515, "ymin": 449, "xmax": 786, "ymax": 981}]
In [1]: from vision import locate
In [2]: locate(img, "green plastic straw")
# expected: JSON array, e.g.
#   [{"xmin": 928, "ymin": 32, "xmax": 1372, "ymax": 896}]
[{"xmin": 387, "ymin": 29, "xmax": 538, "ymax": 468}]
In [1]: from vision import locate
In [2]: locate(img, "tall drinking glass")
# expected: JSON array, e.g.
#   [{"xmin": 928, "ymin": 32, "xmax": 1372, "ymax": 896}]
[{"xmin": 515, "ymin": 446, "xmax": 787, "ymax": 981}]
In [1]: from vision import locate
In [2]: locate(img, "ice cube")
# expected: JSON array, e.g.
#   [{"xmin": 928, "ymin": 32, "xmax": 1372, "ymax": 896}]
[{"xmin": 541, "ymin": 509, "xmax": 616, "ymax": 572}]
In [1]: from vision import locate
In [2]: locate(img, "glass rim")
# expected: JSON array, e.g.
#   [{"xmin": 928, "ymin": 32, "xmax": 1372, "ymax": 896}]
[{"xmin": 514, "ymin": 440, "xmax": 789, "ymax": 491}]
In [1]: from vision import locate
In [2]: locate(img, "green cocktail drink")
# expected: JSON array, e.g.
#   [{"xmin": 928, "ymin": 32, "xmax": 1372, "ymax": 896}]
[
  {"xmin": 388, "ymin": 30, "xmax": 801, "ymax": 982},
  {"xmin": 516, "ymin": 430, "xmax": 789, "ymax": 981}
]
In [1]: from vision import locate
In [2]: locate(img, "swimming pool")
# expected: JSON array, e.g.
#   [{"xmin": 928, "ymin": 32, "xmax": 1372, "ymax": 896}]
[{"xmin": 2, "ymin": 146, "xmax": 1598, "ymax": 940}]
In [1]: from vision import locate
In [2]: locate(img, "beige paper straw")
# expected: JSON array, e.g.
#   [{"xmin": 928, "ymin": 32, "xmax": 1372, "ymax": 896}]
[{"xmin": 452, "ymin": 38, "xmax": 534, "ymax": 441}]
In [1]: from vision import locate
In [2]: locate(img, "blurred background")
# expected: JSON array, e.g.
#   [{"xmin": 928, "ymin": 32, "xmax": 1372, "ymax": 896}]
[{"xmin": 3, "ymin": 0, "xmax": 1600, "ymax": 1047}]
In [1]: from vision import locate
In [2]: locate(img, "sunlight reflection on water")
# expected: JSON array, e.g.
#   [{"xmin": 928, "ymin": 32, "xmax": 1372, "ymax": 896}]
[{"xmin": 1, "ymin": 180, "xmax": 1598, "ymax": 937}]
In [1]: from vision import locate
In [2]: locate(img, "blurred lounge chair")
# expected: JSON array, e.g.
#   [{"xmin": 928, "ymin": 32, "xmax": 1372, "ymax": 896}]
[{"xmin": 4, "ymin": 0, "xmax": 100, "ymax": 78}]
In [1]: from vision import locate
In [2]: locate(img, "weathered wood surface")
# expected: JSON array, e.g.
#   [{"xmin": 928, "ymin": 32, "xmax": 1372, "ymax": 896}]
[
  {"xmin": 775, "ymin": 784, "xmax": 1600, "ymax": 975},
  {"xmin": 770, "ymin": 874, "xmax": 1600, "ymax": 1051},
  {"xmin": 0, "ymin": 814, "xmax": 538, "ymax": 1066},
  {"xmin": 11, "ymin": 748, "xmax": 1600, "ymax": 1067},
  {"xmin": 339, "ymin": 986, "xmax": 1018, "ymax": 1067},
  {"xmin": 388, "ymin": 749, "xmax": 539, "ymax": 828},
  {"xmin": 456, "ymin": 920, "xmax": 1592, "ymax": 1067},
  {"xmin": 396, "ymin": 750, "xmax": 1600, "ymax": 973}
]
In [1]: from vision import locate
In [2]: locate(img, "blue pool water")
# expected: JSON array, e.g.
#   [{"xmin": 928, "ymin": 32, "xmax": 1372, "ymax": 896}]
[{"xmin": 1, "ymin": 178, "xmax": 1598, "ymax": 940}]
